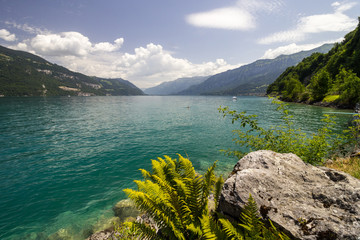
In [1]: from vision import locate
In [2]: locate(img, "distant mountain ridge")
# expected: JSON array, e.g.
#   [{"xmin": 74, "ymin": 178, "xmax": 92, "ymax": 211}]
[
  {"xmin": 144, "ymin": 76, "xmax": 209, "ymax": 95},
  {"xmin": 0, "ymin": 45, "xmax": 144, "ymax": 96},
  {"xmin": 178, "ymin": 44, "xmax": 333, "ymax": 96}
]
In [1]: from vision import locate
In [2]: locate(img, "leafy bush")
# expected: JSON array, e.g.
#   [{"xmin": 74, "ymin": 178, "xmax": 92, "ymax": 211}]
[
  {"xmin": 113, "ymin": 222, "xmax": 139, "ymax": 240},
  {"xmin": 123, "ymin": 155, "xmax": 289, "ymax": 239},
  {"xmin": 219, "ymin": 98, "xmax": 349, "ymax": 165}
]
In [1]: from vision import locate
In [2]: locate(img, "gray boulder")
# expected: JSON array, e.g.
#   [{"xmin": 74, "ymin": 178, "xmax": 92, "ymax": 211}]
[
  {"xmin": 113, "ymin": 198, "xmax": 140, "ymax": 221},
  {"xmin": 218, "ymin": 150, "xmax": 360, "ymax": 240},
  {"xmin": 85, "ymin": 230, "xmax": 114, "ymax": 240}
]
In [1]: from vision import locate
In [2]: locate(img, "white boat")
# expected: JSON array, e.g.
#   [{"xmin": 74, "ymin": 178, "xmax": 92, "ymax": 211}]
[{"xmin": 232, "ymin": 96, "xmax": 237, "ymax": 100}]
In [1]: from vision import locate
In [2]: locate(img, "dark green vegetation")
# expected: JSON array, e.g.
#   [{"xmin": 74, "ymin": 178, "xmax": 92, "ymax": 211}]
[
  {"xmin": 267, "ymin": 18, "xmax": 360, "ymax": 108},
  {"xmin": 219, "ymin": 98, "xmax": 360, "ymax": 165},
  {"xmin": 0, "ymin": 45, "xmax": 144, "ymax": 96},
  {"xmin": 144, "ymin": 76, "xmax": 209, "ymax": 95},
  {"xmin": 123, "ymin": 155, "xmax": 289, "ymax": 240},
  {"xmin": 177, "ymin": 44, "xmax": 332, "ymax": 96}
]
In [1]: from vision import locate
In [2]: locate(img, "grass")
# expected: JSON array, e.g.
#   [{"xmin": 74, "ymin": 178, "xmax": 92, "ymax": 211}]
[
  {"xmin": 326, "ymin": 156, "xmax": 360, "ymax": 179},
  {"xmin": 322, "ymin": 95, "xmax": 340, "ymax": 103}
]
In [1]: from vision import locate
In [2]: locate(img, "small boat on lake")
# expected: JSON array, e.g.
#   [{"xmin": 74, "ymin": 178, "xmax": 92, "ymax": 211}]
[{"xmin": 232, "ymin": 96, "xmax": 237, "ymax": 101}]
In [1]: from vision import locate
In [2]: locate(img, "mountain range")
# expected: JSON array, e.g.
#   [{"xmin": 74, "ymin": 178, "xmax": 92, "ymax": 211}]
[
  {"xmin": 0, "ymin": 42, "xmax": 335, "ymax": 97},
  {"xmin": 144, "ymin": 44, "xmax": 333, "ymax": 96},
  {"xmin": 178, "ymin": 44, "xmax": 333, "ymax": 96},
  {"xmin": 144, "ymin": 76, "xmax": 209, "ymax": 95},
  {"xmin": 0, "ymin": 45, "xmax": 144, "ymax": 96}
]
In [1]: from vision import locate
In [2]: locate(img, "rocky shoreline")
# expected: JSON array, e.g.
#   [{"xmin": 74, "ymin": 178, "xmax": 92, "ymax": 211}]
[
  {"xmin": 219, "ymin": 150, "xmax": 360, "ymax": 240},
  {"xmin": 87, "ymin": 150, "xmax": 360, "ymax": 240}
]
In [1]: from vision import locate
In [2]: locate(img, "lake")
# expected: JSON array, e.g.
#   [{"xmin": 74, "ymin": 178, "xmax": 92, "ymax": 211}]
[{"xmin": 0, "ymin": 96, "xmax": 353, "ymax": 240}]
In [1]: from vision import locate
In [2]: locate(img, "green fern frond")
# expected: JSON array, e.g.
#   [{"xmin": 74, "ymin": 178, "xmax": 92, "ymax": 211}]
[
  {"xmin": 185, "ymin": 175, "xmax": 205, "ymax": 220},
  {"xmin": 186, "ymin": 223, "xmax": 203, "ymax": 239},
  {"xmin": 219, "ymin": 218, "xmax": 244, "ymax": 240},
  {"xmin": 201, "ymin": 162, "xmax": 217, "ymax": 212},
  {"xmin": 139, "ymin": 168, "xmax": 151, "ymax": 179},
  {"xmin": 124, "ymin": 155, "xmax": 227, "ymax": 240},
  {"xmin": 214, "ymin": 175, "xmax": 224, "ymax": 209},
  {"xmin": 128, "ymin": 221, "xmax": 159, "ymax": 240},
  {"xmin": 178, "ymin": 199, "xmax": 193, "ymax": 223},
  {"xmin": 151, "ymin": 158, "xmax": 166, "ymax": 180},
  {"xmin": 173, "ymin": 177, "xmax": 190, "ymax": 198},
  {"xmin": 200, "ymin": 215, "xmax": 218, "ymax": 240},
  {"xmin": 240, "ymin": 194, "xmax": 263, "ymax": 238},
  {"xmin": 177, "ymin": 154, "xmax": 196, "ymax": 179},
  {"xmin": 261, "ymin": 220, "xmax": 291, "ymax": 240}
]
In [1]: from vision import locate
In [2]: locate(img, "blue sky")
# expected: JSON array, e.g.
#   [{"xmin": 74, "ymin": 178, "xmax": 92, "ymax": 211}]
[{"xmin": 0, "ymin": 0, "xmax": 359, "ymax": 88}]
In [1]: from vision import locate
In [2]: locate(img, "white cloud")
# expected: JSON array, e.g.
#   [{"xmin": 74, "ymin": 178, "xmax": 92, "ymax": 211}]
[
  {"xmin": 92, "ymin": 38, "xmax": 124, "ymax": 52},
  {"xmin": 72, "ymin": 43, "xmax": 241, "ymax": 88},
  {"xmin": 9, "ymin": 31, "xmax": 240, "ymax": 88},
  {"xmin": 13, "ymin": 42, "xmax": 31, "ymax": 52},
  {"xmin": 20, "ymin": 32, "xmax": 124, "ymax": 57},
  {"xmin": 332, "ymin": 1, "xmax": 357, "ymax": 12},
  {"xmin": 258, "ymin": 31, "xmax": 306, "ymax": 45},
  {"xmin": 261, "ymin": 38, "xmax": 343, "ymax": 59},
  {"xmin": 186, "ymin": 0, "xmax": 283, "ymax": 30},
  {"xmin": 30, "ymin": 32, "xmax": 92, "ymax": 56},
  {"xmin": 5, "ymin": 21, "xmax": 49, "ymax": 35},
  {"xmin": 0, "ymin": 29, "xmax": 16, "ymax": 41},
  {"xmin": 298, "ymin": 12, "xmax": 357, "ymax": 33},
  {"xmin": 258, "ymin": 1, "xmax": 357, "ymax": 44},
  {"xmin": 186, "ymin": 7, "xmax": 256, "ymax": 30}
]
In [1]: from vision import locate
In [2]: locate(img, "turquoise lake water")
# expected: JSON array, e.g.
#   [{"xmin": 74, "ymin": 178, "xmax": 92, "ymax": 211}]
[{"xmin": 0, "ymin": 96, "xmax": 353, "ymax": 240}]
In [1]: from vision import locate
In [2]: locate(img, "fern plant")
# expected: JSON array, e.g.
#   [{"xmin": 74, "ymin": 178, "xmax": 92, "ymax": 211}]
[
  {"xmin": 123, "ymin": 155, "xmax": 289, "ymax": 240},
  {"xmin": 218, "ymin": 195, "xmax": 290, "ymax": 240},
  {"xmin": 123, "ymin": 154, "xmax": 224, "ymax": 240}
]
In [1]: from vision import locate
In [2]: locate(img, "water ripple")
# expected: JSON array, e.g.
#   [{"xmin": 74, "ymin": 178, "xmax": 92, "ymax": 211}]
[{"xmin": 0, "ymin": 96, "xmax": 352, "ymax": 240}]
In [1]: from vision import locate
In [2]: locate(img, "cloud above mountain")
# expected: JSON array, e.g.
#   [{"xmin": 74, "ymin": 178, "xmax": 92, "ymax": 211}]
[
  {"xmin": 260, "ymin": 39, "xmax": 342, "ymax": 59},
  {"xmin": 258, "ymin": 1, "xmax": 357, "ymax": 44},
  {"xmin": 10, "ymin": 30, "xmax": 240, "ymax": 88},
  {"xmin": 0, "ymin": 29, "xmax": 16, "ymax": 41},
  {"xmin": 186, "ymin": 0, "xmax": 283, "ymax": 30}
]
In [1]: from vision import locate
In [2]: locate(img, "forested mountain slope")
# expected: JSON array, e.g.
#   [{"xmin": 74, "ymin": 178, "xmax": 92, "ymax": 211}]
[
  {"xmin": 267, "ymin": 18, "xmax": 360, "ymax": 108},
  {"xmin": 0, "ymin": 45, "xmax": 144, "ymax": 96}
]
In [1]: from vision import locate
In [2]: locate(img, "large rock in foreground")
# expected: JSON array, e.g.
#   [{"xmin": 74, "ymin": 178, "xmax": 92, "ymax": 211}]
[{"xmin": 218, "ymin": 150, "xmax": 360, "ymax": 240}]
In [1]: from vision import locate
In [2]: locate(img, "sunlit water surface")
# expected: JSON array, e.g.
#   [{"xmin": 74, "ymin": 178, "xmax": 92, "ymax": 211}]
[{"xmin": 0, "ymin": 96, "xmax": 353, "ymax": 239}]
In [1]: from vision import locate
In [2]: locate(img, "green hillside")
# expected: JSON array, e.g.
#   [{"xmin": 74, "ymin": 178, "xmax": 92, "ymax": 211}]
[
  {"xmin": 267, "ymin": 18, "xmax": 360, "ymax": 109},
  {"xmin": 0, "ymin": 45, "xmax": 144, "ymax": 96}
]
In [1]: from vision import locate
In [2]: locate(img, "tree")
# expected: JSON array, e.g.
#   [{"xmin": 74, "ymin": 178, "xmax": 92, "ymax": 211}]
[
  {"xmin": 282, "ymin": 76, "xmax": 304, "ymax": 101},
  {"xmin": 309, "ymin": 69, "xmax": 332, "ymax": 102},
  {"xmin": 335, "ymin": 68, "xmax": 360, "ymax": 107}
]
